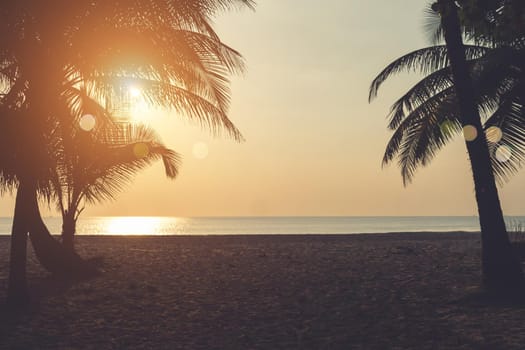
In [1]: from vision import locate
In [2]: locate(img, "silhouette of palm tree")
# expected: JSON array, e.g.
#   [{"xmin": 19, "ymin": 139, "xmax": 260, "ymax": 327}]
[
  {"xmin": 370, "ymin": 0, "xmax": 525, "ymax": 293},
  {"xmin": 369, "ymin": 1, "xmax": 525, "ymax": 184},
  {"xmin": 54, "ymin": 122, "xmax": 181, "ymax": 252},
  {"xmin": 0, "ymin": 0, "xmax": 254, "ymax": 303},
  {"xmin": 369, "ymin": 44, "xmax": 525, "ymax": 184}
]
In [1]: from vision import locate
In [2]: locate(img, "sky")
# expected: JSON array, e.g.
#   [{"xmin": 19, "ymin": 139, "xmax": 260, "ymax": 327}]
[{"xmin": 2, "ymin": 0, "xmax": 525, "ymax": 217}]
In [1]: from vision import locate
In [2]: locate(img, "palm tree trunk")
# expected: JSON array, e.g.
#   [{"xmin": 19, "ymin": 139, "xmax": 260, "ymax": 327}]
[
  {"xmin": 6, "ymin": 180, "xmax": 34, "ymax": 303},
  {"xmin": 28, "ymin": 199, "xmax": 98, "ymax": 279},
  {"xmin": 6, "ymin": 175, "xmax": 97, "ymax": 282},
  {"xmin": 439, "ymin": 0, "xmax": 524, "ymax": 292},
  {"xmin": 61, "ymin": 210, "xmax": 76, "ymax": 252}
]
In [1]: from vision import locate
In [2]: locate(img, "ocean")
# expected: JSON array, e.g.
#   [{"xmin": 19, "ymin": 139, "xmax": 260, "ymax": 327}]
[{"xmin": 0, "ymin": 216, "xmax": 524, "ymax": 235}]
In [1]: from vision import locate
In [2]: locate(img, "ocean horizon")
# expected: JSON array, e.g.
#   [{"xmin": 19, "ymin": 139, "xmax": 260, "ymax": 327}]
[{"xmin": 1, "ymin": 216, "xmax": 525, "ymax": 236}]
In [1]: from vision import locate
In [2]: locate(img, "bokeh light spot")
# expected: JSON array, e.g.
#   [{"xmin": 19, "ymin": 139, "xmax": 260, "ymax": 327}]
[
  {"xmin": 495, "ymin": 145, "xmax": 512, "ymax": 163},
  {"xmin": 79, "ymin": 114, "xmax": 96, "ymax": 131},
  {"xmin": 133, "ymin": 143, "xmax": 150, "ymax": 158},
  {"xmin": 485, "ymin": 126, "xmax": 503, "ymax": 143},
  {"xmin": 192, "ymin": 142, "xmax": 209, "ymax": 159},
  {"xmin": 440, "ymin": 120, "xmax": 455, "ymax": 137},
  {"xmin": 462, "ymin": 125, "xmax": 478, "ymax": 142}
]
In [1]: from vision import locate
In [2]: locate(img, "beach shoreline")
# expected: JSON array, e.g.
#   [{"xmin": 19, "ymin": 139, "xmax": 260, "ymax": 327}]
[{"xmin": 1, "ymin": 232, "xmax": 524, "ymax": 349}]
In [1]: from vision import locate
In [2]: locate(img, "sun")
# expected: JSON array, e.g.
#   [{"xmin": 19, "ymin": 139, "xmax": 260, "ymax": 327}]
[{"xmin": 129, "ymin": 86, "xmax": 142, "ymax": 98}]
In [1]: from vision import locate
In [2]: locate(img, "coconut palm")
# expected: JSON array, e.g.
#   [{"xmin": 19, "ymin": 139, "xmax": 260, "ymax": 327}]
[
  {"xmin": 368, "ymin": 0, "xmax": 525, "ymax": 183},
  {"xmin": 56, "ymin": 122, "xmax": 181, "ymax": 252},
  {"xmin": 0, "ymin": 0, "xmax": 255, "ymax": 302},
  {"xmin": 369, "ymin": 43, "xmax": 525, "ymax": 184},
  {"xmin": 370, "ymin": 0, "xmax": 525, "ymax": 293}
]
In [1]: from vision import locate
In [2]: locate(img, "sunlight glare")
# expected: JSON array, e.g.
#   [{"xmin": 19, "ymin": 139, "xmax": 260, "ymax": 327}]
[
  {"xmin": 129, "ymin": 86, "xmax": 142, "ymax": 98},
  {"xmin": 129, "ymin": 97, "xmax": 152, "ymax": 124},
  {"xmin": 79, "ymin": 114, "xmax": 96, "ymax": 131},
  {"xmin": 105, "ymin": 217, "xmax": 164, "ymax": 235}
]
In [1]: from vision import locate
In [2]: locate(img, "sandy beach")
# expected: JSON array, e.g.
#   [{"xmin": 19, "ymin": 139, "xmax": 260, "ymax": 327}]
[{"xmin": 1, "ymin": 232, "xmax": 524, "ymax": 349}]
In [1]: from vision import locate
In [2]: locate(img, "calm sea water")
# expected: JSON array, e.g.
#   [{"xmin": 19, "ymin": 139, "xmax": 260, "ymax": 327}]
[{"xmin": 0, "ymin": 216, "xmax": 524, "ymax": 235}]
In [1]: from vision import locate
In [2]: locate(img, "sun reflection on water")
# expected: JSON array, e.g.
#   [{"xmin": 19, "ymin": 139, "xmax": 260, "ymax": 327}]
[{"xmin": 103, "ymin": 216, "xmax": 177, "ymax": 235}]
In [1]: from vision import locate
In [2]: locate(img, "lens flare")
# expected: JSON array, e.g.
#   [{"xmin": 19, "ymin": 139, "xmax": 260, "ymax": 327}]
[
  {"xmin": 440, "ymin": 120, "xmax": 455, "ymax": 137},
  {"xmin": 495, "ymin": 145, "xmax": 512, "ymax": 162},
  {"xmin": 79, "ymin": 114, "xmax": 96, "ymax": 131},
  {"xmin": 462, "ymin": 125, "xmax": 477, "ymax": 142},
  {"xmin": 133, "ymin": 143, "xmax": 150, "ymax": 158},
  {"xmin": 485, "ymin": 126, "xmax": 503, "ymax": 143},
  {"xmin": 192, "ymin": 142, "xmax": 209, "ymax": 159}
]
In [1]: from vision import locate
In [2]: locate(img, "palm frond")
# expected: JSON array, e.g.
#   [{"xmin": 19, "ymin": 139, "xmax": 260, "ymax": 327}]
[
  {"xmin": 382, "ymin": 87, "xmax": 462, "ymax": 183},
  {"xmin": 69, "ymin": 26, "xmax": 244, "ymax": 140},
  {"xmin": 387, "ymin": 66, "xmax": 454, "ymax": 130},
  {"xmin": 369, "ymin": 45, "xmax": 489, "ymax": 102},
  {"xmin": 0, "ymin": 0, "xmax": 250, "ymax": 212},
  {"xmin": 84, "ymin": 75, "xmax": 243, "ymax": 141},
  {"xmin": 423, "ymin": 3, "xmax": 444, "ymax": 45},
  {"xmin": 484, "ymin": 85, "xmax": 525, "ymax": 184},
  {"xmin": 66, "ymin": 123, "xmax": 181, "ymax": 205}
]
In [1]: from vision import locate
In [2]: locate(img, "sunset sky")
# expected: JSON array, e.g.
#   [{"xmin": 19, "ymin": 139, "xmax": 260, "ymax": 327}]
[{"xmin": 2, "ymin": 0, "xmax": 525, "ymax": 217}]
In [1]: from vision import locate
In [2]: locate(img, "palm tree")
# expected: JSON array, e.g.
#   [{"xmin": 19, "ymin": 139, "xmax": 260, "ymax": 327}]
[
  {"xmin": 370, "ymin": 0, "xmax": 524, "ymax": 293},
  {"xmin": 0, "ymin": 0, "xmax": 255, "ymax": 303},
  {"xmin": 56, "ymin": 123, "xmax": 181, "ymax": 252},
  {"xmin": 369, "ymin": 42, "xmax": 525, "ymax": 184}
]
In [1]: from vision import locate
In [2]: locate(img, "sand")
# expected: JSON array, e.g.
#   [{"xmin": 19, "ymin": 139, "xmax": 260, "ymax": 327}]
[{"xmin": 0, "ymin": 232, "xmax": 524, "ymax": 349}]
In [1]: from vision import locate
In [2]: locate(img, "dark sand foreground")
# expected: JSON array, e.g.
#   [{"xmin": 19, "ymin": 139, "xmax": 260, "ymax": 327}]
[{"xmin": 1, "ymin": 233, "xmax": 525, "ymax": 349}]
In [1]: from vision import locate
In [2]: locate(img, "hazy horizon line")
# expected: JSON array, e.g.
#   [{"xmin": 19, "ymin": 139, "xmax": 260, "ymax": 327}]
[{"xmin": 3, "ymin": 214, "xmax": 525, "ymax": 219}]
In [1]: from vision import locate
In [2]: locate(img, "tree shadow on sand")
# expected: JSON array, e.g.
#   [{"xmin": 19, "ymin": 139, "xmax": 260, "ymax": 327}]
[
  {"xmin": 450, "ymin": 283, "xmax": 525, "ymax": 308},
  {"xmin": 0, "ymin": 256, "xmax": 104, "ymax": 340}
]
